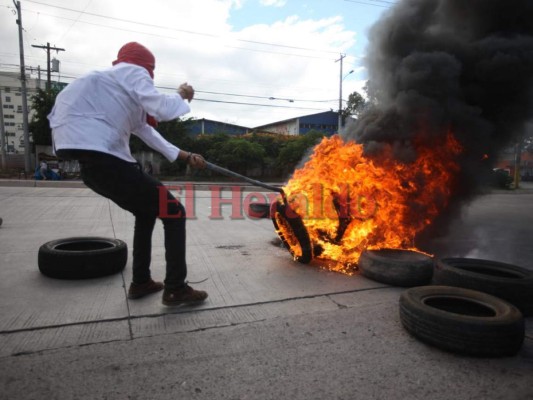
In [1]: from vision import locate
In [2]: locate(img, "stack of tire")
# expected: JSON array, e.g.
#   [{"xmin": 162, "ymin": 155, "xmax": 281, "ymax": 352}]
[{"xmin": 358, "ymin": 249, "xmax": 532, "ymax": 357}]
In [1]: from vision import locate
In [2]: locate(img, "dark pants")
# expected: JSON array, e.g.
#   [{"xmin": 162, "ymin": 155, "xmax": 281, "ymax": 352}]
[{"xmin": 78, "ymin": 152, "xmax": 187, "ymax": 289}]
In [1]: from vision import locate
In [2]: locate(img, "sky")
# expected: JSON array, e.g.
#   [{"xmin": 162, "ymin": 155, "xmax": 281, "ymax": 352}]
[{"xmin": 0, "ymin": 0, "xmax": 395, "ymax": 128}]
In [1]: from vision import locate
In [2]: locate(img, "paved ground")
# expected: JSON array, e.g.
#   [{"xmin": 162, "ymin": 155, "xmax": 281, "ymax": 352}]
[{"xmin": 0, "ymin": 180, "xmax": 532, "ymax": 400}]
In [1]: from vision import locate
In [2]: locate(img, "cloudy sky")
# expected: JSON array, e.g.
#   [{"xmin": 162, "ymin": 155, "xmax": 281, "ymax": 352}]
[{"xmin": 0, "ymin": 0, "xmax": 394, "ymax": 127}]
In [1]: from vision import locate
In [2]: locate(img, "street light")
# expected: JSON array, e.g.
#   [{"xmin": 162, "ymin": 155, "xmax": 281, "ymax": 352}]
[{"xmin": 338, "ymin": 68, "xmax": 354, "ymax": 131}]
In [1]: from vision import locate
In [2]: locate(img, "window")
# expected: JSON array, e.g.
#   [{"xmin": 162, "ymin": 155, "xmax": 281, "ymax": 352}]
[
  {"xmin": 3, "ymin": 104, "xmax": 14, "ymax": 109},
  {"xmin": 4, "ymin": 114, "xmax": 15, "ymax": 119},
  {"xmin": 5, "ymin": 96, "xmax": 11, "ymax": 103},
  {"xmin": 4, "ymin": 87, "xmax": 10, "ymax": 93}
]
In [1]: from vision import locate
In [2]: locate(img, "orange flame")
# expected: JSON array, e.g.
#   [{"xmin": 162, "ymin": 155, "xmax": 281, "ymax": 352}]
[{"xmin": 280, "ymin": 132, "xmax": 463, "ymax": 274}]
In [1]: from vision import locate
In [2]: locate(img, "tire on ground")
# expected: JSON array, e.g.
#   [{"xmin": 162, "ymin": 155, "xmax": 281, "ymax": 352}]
[
  {"xmin": 400, "ymin": 285, "xmax": 525, "ymax": 357},
  {"xmin": 357, "ymin": 249, "xmax": 434, "ymax": 287},
  {"xmin": 38, "ymin": 237, "xmax": 127, "ymax": 279},
  {"xmin": 270, "ymin": 200, "xmax": 312, "ymax": 264},
  {"xmin": 433, "ymin": 258, "xmax": 533, "ymax": 317}
]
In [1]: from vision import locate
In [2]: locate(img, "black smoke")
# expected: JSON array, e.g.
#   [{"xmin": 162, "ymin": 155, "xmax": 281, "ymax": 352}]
[{"xmin": 344, "ymin": 0, "xmax": 533, "ymax": 241}]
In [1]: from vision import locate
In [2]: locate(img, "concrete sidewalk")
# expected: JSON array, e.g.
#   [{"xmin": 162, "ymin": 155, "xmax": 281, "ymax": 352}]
[{"xmin": 0, "ymin": 184, "xmax": 531, "ymax": 399}]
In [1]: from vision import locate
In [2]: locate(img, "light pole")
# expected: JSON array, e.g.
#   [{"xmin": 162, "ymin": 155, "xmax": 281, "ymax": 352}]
[
  {"xmin": 13, "ymin": 0, "xmax": 31, "ymax": 173},
  {"xmin": 336, "ymin": 53, "xmax": 355, "ymax": 133},
  {"xmin": 0, "ymin": 88, "xmax": 6, "ymax": 169},
  {"xmin": 339, "ymin": 68, "xmax": 354, "ymax": 132}
]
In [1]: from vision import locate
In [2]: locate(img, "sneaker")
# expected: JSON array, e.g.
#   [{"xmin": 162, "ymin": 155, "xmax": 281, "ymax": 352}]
[
  {"xmin": 128, "ymin": 279, "xmax": 164, "ymax": 299},
  {"xmin": 162, "ymin": 284, "xmax": 208, "ymax": 306}
]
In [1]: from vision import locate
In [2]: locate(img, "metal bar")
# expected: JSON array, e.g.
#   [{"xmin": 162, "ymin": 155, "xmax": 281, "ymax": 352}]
[{"xmin": 205, "ymin": 161, "xmax": 284, "ymax": 193}]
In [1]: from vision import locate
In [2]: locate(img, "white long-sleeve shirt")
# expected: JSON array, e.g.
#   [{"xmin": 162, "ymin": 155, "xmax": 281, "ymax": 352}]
[{"xmin": 48, "ymin": 63, "xmax": 190, "ymax": 162}]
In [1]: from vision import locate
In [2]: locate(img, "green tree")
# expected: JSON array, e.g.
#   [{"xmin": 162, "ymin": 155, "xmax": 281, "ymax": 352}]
[
  {"xmin": 130, "ymin": 117, "xmax": 194, "ymax": 153},
  {"xmin": 277, "ymin": 130, "xmax": 325, "ymax": 173},
  {"xmin": 341, "ymin": 91, "xmax": 366, "ymax": 123},
  {"xmin": 29, "ymin": 88, "xmax": 60, "ymax": 146},
  {"xmin": 245, "ymin": 133, "xmax": 287, "ymax": 158},
  {"xmin": 207, "ymin": 137, "xmax": 266, "ymax": 172}
]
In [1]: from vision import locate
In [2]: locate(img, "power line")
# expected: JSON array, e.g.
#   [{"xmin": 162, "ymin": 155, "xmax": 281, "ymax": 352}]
[
  {"xmin": 368, "ymin": 0, "xmax": 397, "ymax": 5},
  {"xmin": 23, "ymin": 0, "xmax": 340, "ymax": 55},
  {"xmin": 169, "ymin": 88, "xmax": 338, "ymax": 104},
  {"xmin": 55, "ymin": 0, "xmax": 93, "ymax": 43},
  {"xmin": 193, "ymin": 98, "xmax": 326, "ymax": 111},
  {"xmin": 14, "ymin": 7, "xmax": 336, "ymax": 61},
  {"xmin": 343, "ymin": 0, "xmax": 391, "ymax": 8},
  {"xmin": 0, "ymin": 78, "xmax": 332, "ymax": 111}
]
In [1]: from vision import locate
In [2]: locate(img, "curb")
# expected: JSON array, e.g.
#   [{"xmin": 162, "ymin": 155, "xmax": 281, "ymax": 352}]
[{"xmin": 0, "ymin": 179, "xmax": 285, "ymax": 193}]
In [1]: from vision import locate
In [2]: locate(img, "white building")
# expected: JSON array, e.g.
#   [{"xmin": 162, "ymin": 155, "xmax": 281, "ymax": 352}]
[{"xmin": 0, "ymin": 71, "xmax": 44, "ymax": 155}]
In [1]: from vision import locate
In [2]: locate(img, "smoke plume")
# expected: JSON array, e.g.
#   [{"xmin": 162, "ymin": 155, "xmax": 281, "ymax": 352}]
[{"xmin": 345, "ymin": 0, "xmax": 533, "ymax": 240}]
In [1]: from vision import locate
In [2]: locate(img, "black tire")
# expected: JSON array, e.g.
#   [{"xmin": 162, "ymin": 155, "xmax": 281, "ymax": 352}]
[
  {"xmin": 358, "ymin": 249, "xmax": 434, "ymax": 287},
  {"xmin": 400, "ymin": 286, "xmax": 525, "ymax": 357},
  {"xmin": 270, "ymin": 200, "xmax": 313, "ymax": 264},
  {"xmin": 38, "ymin": 237, "xmax": 127, "ymax": 279},
  {"xmin": 248, "ymin": 202, "xmax": 271, "ymax": 219},
  {"xmin": 433, "ymin": 258, "xmax": 533, "ymax": 317}
]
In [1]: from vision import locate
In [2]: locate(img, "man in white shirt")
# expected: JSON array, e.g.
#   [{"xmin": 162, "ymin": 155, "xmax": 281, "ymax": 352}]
[{"xmin": 48, "ymin": 42, "xmax": 208, "ymax": 306}]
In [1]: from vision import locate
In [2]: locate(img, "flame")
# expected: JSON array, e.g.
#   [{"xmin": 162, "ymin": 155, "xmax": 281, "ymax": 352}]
[{"xmin": 279, "ymin": 132, "xmax": 463, "ymax": 274}]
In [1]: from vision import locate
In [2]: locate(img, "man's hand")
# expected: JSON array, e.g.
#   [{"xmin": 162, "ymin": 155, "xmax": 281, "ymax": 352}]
[
  {"xmin": 180, "ymin": 151, "xmax": 205, "ymax": 169},
  {"xmin": 178, "ymin": 83, "xmax": 195, "ymax": 102}
]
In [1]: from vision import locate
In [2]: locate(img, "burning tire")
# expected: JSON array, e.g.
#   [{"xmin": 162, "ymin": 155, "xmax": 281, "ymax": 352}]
[
  {"xmin": 400, "ymin": 286, "xmax": 525, "ymax": 357},
  {"xmin": 38, "ymin": 237, "xmax": 127, "ymax": 279},
  {"xmin": 432, "ymin": 258, "xmax": 533, "ymax": 317},
  {"xmin": 270, "ymin": 201, "xmax": 313, "ymax": 264},
  {"xmin": 248, "ymin": 202, "xmax": 271, "ymax": 219},
  {"xmin": 358, "ymin": 249, "xmax": 434, "ymax": 287}
]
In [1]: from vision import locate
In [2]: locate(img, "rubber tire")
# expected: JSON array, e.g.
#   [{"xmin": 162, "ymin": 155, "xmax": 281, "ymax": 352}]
[
  {"xmin": 433, "ymin": 258, "xmax": 533, "ymax": 317},
  {"xmin": 270, "ymin": 201, "xmax": 313, "ymax": 264},
  {"xmin": 400, "ymin": 286, "xmax": 525, "ymax": 357},
  {"xmin": 358, "ymin": 249, "xmax": 434, "ymax": 287},
  {"xmin": 38, "ymin": 237, "xmax": 127, "ymax": 279},
  {"xmin": 248, "ymin": 202, "xmax": 271, "ymax": 219}
]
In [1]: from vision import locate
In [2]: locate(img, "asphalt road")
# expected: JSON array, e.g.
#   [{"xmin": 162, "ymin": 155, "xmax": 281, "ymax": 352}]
[{"xmin": 0, "ymin": 182, "xmax": 531, "ymax": 400}]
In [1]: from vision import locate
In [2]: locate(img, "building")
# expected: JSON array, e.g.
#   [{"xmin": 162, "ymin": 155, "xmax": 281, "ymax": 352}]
[
  {"xmin": 186, "ymin": 112, "xmax": 341, "ymax": 137},
  {"xmin": 495, "ymin": 147, "xmax": 533, "ymax": 181},
  {"xmin": 252, "ymin": 111, "xmax": 339, "ymax": 136},
  {"xmin": 188, "ymin": 118, "xmax": 249, "ymax": 136},
  {"xmin": 0, "ymin": 71, "xmax": 43, "ymax": 155}
]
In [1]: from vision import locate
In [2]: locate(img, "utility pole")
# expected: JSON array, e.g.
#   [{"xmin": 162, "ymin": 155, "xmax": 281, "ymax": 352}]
[
  {"xmin": 514, "ymin": 138, "xmax": 523, "ymax": 189},
  {"xmin": 0, "ymin": 89, "xmax": 6, "ymax": 169},
  {"xmin": 31, "ymin": 43, "xmax": 65, "ymax": 91},
  {"xmin": 336, "ymin": 53, "xmax": 346, "ymax": 133},
  {"xmin": 13, "ymin": 0, "xmax": 31, "ymax": 173}
]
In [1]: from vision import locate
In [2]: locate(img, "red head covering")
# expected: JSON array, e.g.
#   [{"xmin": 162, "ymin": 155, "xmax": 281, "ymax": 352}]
[
  {"xmin": 112, "ymin": 42, "xmax": 155, "ymax": 79},
  {"xmin": 112, "ymin": 42, "xmax": 158, "ymax": 127}
]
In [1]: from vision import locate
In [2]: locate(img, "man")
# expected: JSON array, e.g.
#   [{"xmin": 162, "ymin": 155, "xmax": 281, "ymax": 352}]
[
  {"xmin": 39, "ymin": 159, "xmax": 48, "ymax": 180},
  {"xmin": 48, "ymin": 42, "xmax": 208, "ymax": 306}
]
